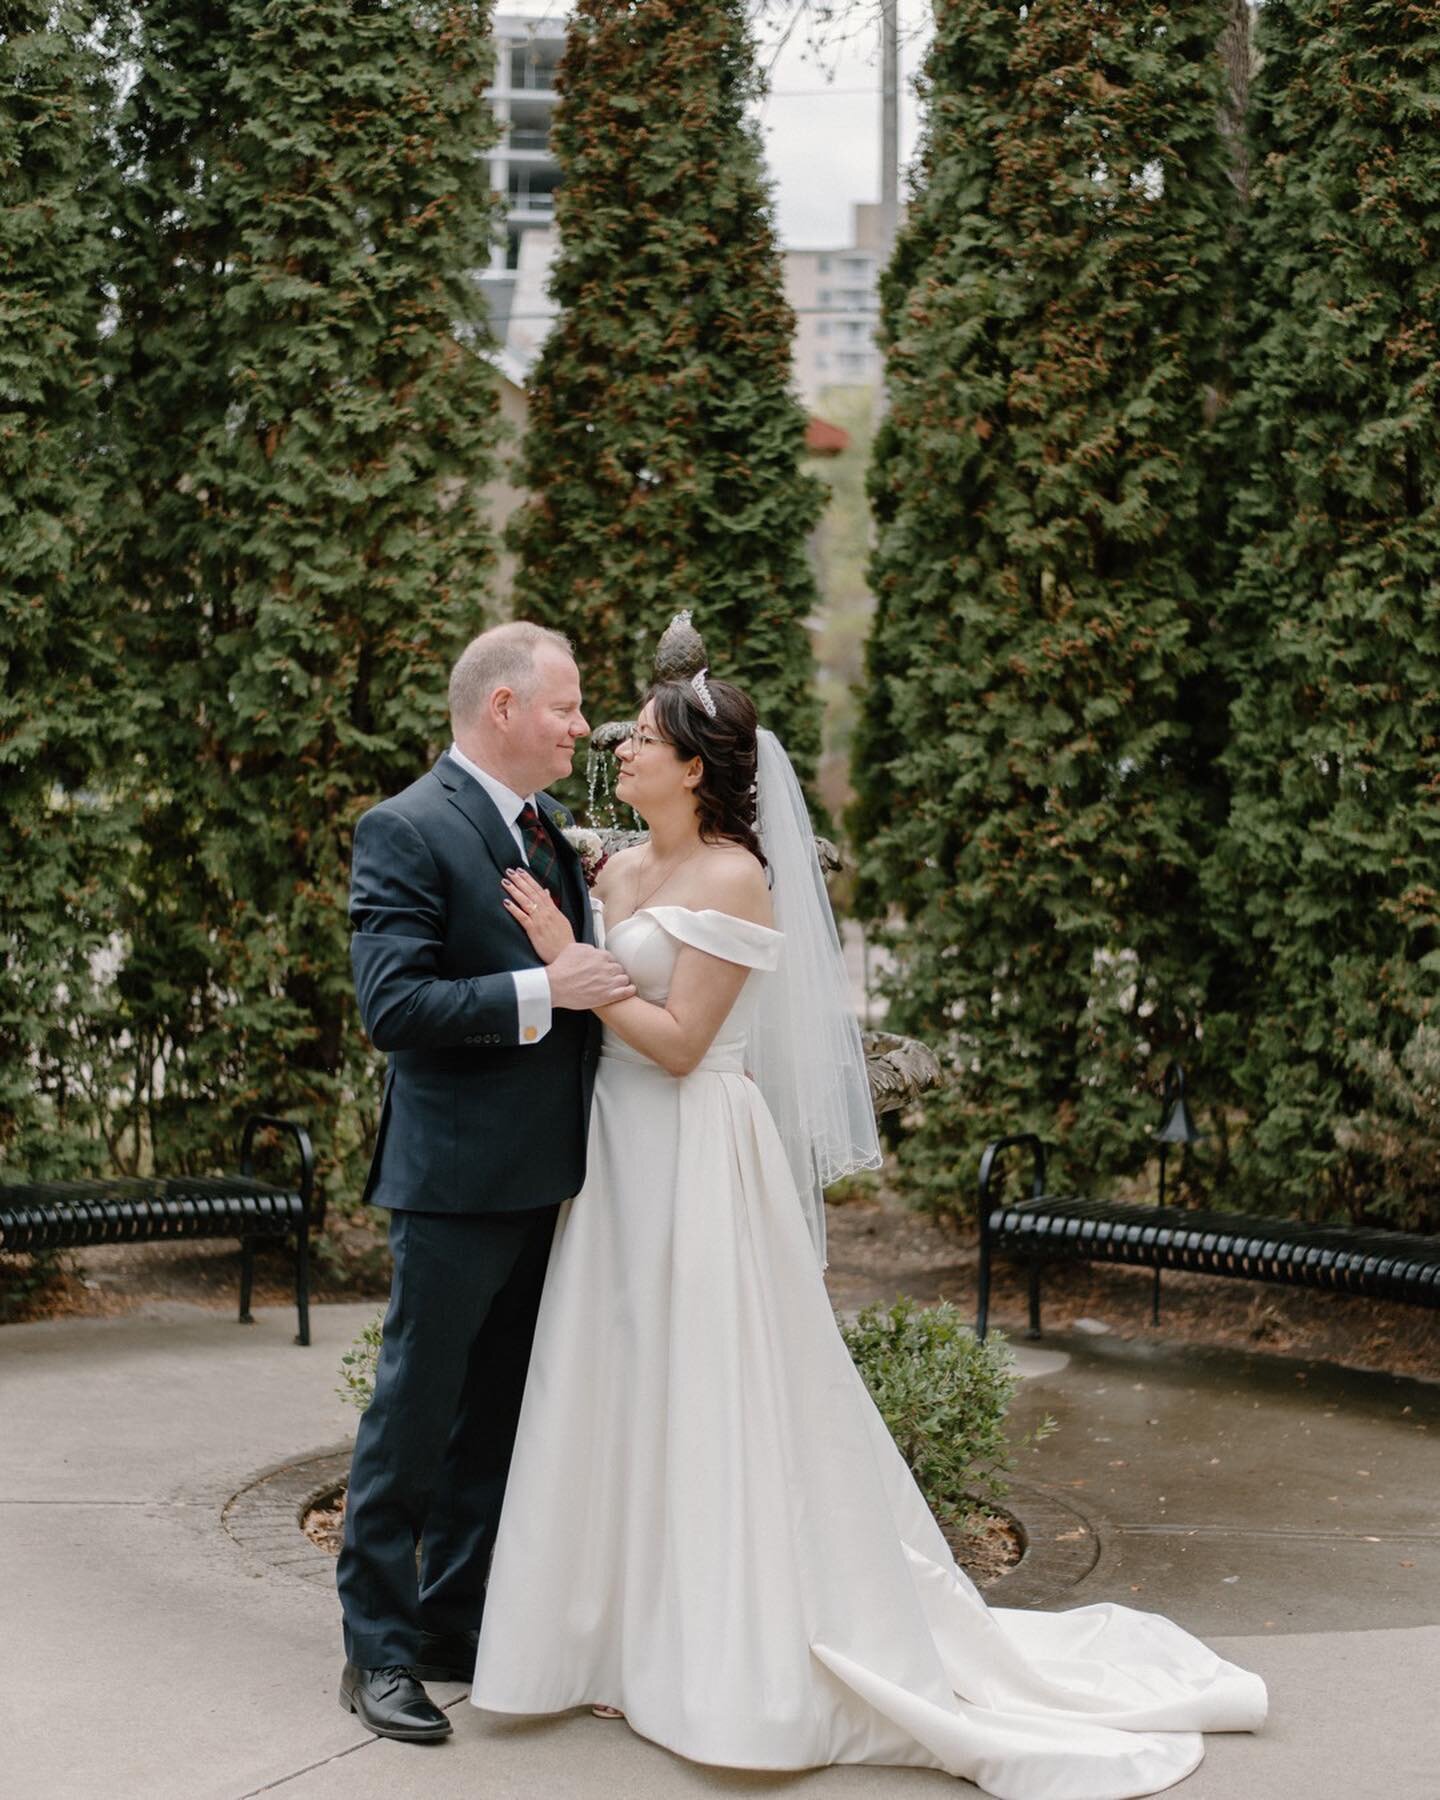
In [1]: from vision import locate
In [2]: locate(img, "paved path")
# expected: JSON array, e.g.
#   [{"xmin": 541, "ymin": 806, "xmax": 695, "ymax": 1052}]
[{"xmin": 1, "ymin": 1299, "xmax": 1435, "ymax": 1799}]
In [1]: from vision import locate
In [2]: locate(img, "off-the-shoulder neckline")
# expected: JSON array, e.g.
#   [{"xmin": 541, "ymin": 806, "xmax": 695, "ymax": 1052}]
[{"xmin": 606, "ymin": 904, "xmax": 780, "ymax": 937}]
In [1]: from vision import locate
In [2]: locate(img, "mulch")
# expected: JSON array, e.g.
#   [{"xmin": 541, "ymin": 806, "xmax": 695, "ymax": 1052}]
[
  {"xmin": 821, "ymin": 1181, "xmax": 1440, "ymax": 1385},
  {"xmin": 0, "ymin": 1212, "xmax": 389, "ymax": 1325},
  {"xmin": 299, "ymin": 1483, "xmax": 1025, "ymax": 1587}
]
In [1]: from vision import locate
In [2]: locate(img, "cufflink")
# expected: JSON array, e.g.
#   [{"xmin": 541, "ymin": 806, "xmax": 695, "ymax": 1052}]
[{"xmin": 523, "ymin": 1025, "xmax": 538, "ymax": 1042}]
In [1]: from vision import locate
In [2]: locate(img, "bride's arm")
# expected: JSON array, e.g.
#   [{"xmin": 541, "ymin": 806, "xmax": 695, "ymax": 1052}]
[
  {"xmin": 594, "ymin": 947, "xmax": 748, "ymax": 1077},
  {"xmin": 595, "ymin": 860, "xmax": 772, "ymax": 1078}
]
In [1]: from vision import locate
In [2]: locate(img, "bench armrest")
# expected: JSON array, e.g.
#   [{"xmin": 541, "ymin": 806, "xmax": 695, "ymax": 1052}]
[
  {"xmin": 977, "ymin": 1133, "xmax": 1047, "ymax": 1242},
  {"xmin": 240, "ymin": 1116, "xmax": 319, "ymax": 1227}
]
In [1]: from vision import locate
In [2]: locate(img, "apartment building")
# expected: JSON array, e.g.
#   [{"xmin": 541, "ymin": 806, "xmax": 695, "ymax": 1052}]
[
  {"xmin": 482, "ymin": 14, "xmax": 566, "ymax": 339},
  {"xmin": 783, "ymin": 203, "xmax": 892, "ymax": 405},
  {"xmin": 481, "ymin": 24, "xmax": 891, "ymax": 407}
]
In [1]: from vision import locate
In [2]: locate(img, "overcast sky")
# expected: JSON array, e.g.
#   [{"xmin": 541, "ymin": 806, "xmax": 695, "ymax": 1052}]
[
  {"xmin": 752, "ymin": 0, "xmax": 931, "ymax": 247},
  {"xmin": 496, "ymin": 1, "xmax": 932, "ymax": 250}
]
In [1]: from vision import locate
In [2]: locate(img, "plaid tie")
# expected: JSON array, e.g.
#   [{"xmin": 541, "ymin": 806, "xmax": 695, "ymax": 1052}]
[{"xmin": 517, "ymin": 802, "xmax": 564, "ymax": 903}]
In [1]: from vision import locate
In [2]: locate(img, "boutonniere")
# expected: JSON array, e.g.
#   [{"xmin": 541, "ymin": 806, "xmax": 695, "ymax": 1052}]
[
  {"xmin": 550, "ymin": 804, "xmax": 574, "ymax": 831},
  {"xmin": 562, "ymin": 827, "xmax": 609, "ymax": 890}
]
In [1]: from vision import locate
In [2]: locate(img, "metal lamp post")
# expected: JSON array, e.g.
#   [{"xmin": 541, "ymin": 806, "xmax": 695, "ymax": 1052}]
[{"xmin": 1151, "ymin": 1062, "xmax": 1204, "ymax": 1325}]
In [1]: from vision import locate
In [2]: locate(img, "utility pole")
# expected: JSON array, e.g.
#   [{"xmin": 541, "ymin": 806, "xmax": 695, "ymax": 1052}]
[{"xmin": 879, "ymin": 0, "xmax": 899, "ymax": 265}]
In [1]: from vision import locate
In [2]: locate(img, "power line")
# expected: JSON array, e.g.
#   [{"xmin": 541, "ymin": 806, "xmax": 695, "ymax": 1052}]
[
  {"xmin": 760, "ymin": 85, "xmax": 880, "ymax": 97},
  {"xmin": 496, "ymin": 303, "xmax": 881, "ymax": 322},
  {"xmin": 487, "ymin": 83, "xmax": 887, "ymax": 100}
]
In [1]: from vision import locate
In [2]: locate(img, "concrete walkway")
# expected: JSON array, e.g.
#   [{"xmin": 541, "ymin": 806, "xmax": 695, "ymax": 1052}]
[{"xmin": 1, "ymin": 1299, "xmax": 1435, "ymax": 1799}]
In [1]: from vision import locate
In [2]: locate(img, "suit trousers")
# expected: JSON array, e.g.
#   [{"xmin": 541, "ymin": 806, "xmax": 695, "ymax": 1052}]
[{"xmin": 337, "ymin": 1204, "xmax": 560, "ymax": 1668}]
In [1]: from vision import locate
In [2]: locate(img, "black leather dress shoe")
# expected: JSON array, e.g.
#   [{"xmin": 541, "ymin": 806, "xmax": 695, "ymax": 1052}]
[
  {"xmin": 410, "ymin": 1628, "xmax": 480, "ymax": 1686},
  {"xmin": 339, "ymin": 1662, "xmax": 452, "ymax": 1741}
]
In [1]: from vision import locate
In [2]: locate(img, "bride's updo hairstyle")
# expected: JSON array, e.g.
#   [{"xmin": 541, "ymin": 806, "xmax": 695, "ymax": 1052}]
[{"xmin": 645, "ymin": 677, "xmax": 767, "ymax": 871}]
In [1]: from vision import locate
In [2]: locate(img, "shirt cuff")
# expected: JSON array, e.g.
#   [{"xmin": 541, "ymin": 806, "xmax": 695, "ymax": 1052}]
[{"xmin": 511, "ymin": 967, "xmax": 553, "ymax": 1045}]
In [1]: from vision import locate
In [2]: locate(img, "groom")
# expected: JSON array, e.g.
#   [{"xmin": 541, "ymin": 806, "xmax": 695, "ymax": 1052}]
[{"xmin": 336, "ymin": 621, "xmax": 634, "ymax": 1742}]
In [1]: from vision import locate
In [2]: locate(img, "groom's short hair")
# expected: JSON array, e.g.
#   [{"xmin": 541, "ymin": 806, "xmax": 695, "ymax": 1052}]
[{"xmin": 449, "ymin": 621, "xmax": 574, "ymax": 724}]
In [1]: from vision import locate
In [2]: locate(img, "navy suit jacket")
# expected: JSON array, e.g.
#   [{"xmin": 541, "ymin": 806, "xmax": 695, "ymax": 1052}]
[{"xmin": 350, "ymin": 753, "xmax": 601, "ymax": 1213}]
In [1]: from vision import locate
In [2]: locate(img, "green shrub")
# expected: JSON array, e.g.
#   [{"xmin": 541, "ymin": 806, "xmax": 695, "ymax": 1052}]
[
  {"xmin": 338, "ymin": 1310, "xmax": 384, "ymax": 1412},
  {"xmin": 841, "ymin": 1299, "xmax": 1051, "ymax": 1532},
  {"xmin": 1335, "ymin": 1027, "xmax": 1440, "ymax": 1234},
  {"xmin": 341, "ymin": 1294, "xmax": 1048, "ymax": 1535}
]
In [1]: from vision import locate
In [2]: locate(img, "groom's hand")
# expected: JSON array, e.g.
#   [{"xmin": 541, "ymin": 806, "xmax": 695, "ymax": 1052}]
[{"xmin": 546, "ymin": 943, "xmax": 635, "ymax": 1011}]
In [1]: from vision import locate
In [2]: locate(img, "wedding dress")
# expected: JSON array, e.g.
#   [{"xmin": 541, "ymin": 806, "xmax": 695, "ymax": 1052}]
[{"xmin": 470, "ymin": 904, "xmax": 1266, "ymax": 1800}]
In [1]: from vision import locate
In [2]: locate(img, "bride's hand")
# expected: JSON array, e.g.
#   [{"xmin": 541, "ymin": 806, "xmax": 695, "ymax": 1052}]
[{"xmin": 502, "ymin": 867, "xmax": 575, "ymax": 963}]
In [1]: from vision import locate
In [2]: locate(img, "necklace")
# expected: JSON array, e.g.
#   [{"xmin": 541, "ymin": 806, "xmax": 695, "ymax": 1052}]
[{"xmin": 631, "ymin": 839, "xmax": 703, "ymax": 913}]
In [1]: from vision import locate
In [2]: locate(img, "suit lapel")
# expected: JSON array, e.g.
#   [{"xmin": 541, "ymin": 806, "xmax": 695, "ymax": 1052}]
[
  {"xmin": 433, "ymin": 756, "xmax": 595, "ymax": 947},
  {"xmin": 433, "ymin": 753, "xmax": 522, "ymax": 881}
]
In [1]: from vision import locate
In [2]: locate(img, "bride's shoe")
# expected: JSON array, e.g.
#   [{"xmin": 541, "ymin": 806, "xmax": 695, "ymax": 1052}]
[{"xmin": 591, "ymin": 1703, "xmax": 624, "ymax": 1719}]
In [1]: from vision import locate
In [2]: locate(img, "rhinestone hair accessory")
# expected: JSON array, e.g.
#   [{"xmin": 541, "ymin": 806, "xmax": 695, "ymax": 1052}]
[{"xmin": 690, "ymin": 666, "xmax": 718, "ymax": 718}]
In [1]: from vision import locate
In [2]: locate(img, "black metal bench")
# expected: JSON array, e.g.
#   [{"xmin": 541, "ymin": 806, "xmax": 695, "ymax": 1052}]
[
  {"xmin": 976, "ymin": 1131, "xmax": 1440, "ymax": 1341},
  {"xmin": 0, "ymin": 1116, "xmax": 319, "ymax": 1345}
]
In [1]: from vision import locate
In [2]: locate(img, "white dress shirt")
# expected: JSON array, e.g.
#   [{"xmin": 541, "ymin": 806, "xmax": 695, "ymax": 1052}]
[{"xmin": 448, "ymin": 742, "xmax": 553, "ymax": 1046}]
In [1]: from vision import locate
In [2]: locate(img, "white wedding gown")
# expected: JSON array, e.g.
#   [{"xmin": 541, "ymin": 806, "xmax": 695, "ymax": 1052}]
[{"xmin": 470, "ymin": 907, "xmax": 1266, "ymax": 1800}]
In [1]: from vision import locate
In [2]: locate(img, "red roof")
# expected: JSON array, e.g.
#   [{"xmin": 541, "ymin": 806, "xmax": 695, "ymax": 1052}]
[{"xmin": 805, "ymin": 415, "xmax": 851, "ymax": 456}]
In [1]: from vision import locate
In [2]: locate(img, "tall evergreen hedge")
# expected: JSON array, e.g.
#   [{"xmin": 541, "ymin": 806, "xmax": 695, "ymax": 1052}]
[
  {"xmin": 108, "ymin": 1, "xmax": 501, "ymax": 1193},
  {"xmin": 1212, "ymin": 0, "xmax": 1440, "ymax": 1228},
  {"xmin": 0, "ymin": 6, "xmax": 127, "ymax": 1179},
  {"xmin": 509, "ymin": 0, "xmax": 823, "ymax": 782},
  {"xmin": 852, "ymin": 0, "xmax": 1235, "ymax": 1210}
]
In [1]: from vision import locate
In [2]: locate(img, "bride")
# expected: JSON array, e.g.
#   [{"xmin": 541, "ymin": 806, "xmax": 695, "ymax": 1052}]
[{"xmin": 471, "ymin": 671, "xmax": 1266, "ymax": 1800}]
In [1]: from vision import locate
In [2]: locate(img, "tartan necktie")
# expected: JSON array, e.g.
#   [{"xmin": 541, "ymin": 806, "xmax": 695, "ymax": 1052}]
[{"xmin": 516, "ymin": 801, "xmax": 564, "ymax": 903}]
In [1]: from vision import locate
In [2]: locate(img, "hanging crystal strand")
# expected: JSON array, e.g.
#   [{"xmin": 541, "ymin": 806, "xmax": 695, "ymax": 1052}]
[
  {"xmin": 600, "ymin": 757, "xmax": 617, "ymax": 828},
  {"xmin": 586, "ymin": 744, "xmax": 601, "ymax": 823}
]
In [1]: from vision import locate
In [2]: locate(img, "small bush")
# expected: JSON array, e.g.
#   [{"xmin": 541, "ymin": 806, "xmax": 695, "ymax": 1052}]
[
  {"xmin": 338, "ymin": 1310, "xmax": 384, "ymax": 1412},
  {"xmin": 338, "ymin": 1295, "xmax": 1051, "ymax": 1537},
  {"xmin": 841, "ymin": 1298, "xmax": 1052, "ymax": 1532}
]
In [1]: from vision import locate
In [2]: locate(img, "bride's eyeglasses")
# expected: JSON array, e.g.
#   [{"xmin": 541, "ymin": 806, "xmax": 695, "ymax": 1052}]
[{"xmin": 620, "ymin": 727, "xmax": 674, "ymax": 753}]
